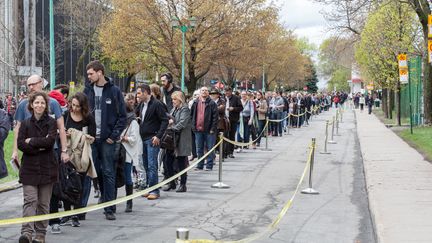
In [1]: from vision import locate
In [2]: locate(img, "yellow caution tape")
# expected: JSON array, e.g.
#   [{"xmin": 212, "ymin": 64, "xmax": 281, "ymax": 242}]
[
  {"xmin": 0, "ymin": 140, "xmax": 223, "ymax": 226},
  {"xmin": 177, "ymin": 143, "xmax": 315, "ymax": 243}
]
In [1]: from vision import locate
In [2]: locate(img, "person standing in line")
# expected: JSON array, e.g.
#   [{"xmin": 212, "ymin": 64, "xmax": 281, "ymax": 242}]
[
  {"xmin": 163, "ymin": 91, "xmax": 191, "ymax": 192},
  {"xmin": 84, "ymin": 60, "xmax": 127, "ymax": 220},
  {"xmin": 224, "ymin": 87, "xmax": 243, "ymax": 158},
  {"xmin": 0, "ymin": 108, "xmax": 10, "ymax": 179},
  {"xmin": 135, "ymin": 84, "xmax": 168, "ymax": 200},
  {"xmin": 237, "ymin": 90, "xmax": 254, "ymax": 150},
  {"xmin": 59, "ymin": 92, "xmax": 96, "ymax": 227},
  {"xmin": 17, "ymin": 91, "xmax": 58, "ymax": 243},
  {"xmin": 161, "ymin": 73, "xmax": 181, "ymax": 112},
  {"xmin": 120, "ymin": 93, "xmax": 142, "ymax": 211},
  {"xmin": 191, "ymin": 87, "xmax": 218, "ymax": 171},
  {"xmin": 255, "ymin": 91, "xmax": 268, "ymax": 147}
]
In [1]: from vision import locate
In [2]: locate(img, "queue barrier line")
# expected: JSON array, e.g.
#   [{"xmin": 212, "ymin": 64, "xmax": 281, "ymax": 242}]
[
  {"xmin": 176, "ymin": 143, "xmax": 315, "ymax": 243},
  {"xmin": 222, "ymin": 120, "xmax": 269, "ymax": 147},
  {"xmin": 0, "ymin": 140, "xmax": 223, "ymax": 226}
]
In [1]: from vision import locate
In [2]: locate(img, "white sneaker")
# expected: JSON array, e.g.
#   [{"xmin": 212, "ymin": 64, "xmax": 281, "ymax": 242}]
[
  {"xmin": 236, "ymin": 148, "xmax": 242, "ymax": 153},
  {"xmin": 50, "ymin": 224, "xmax": 61, "ymax": 234}
]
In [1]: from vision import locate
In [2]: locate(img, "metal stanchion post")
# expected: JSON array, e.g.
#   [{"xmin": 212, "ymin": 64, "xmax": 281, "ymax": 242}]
[
  {"xmin": 303, "ymin": 112, "xmax": 308, "ymax": 127},
  {"xmin": 302, "ymin": 138, "xmax": 319, "ymax": 194},
  {"xmin": 297, "ymin": 110, "xmax": 300, "ymax": 128},
  {"xmin": 176, "ymin": 228, "xmax": 190, "ymax": 242},
  {"xmin": 212, "ymin": 133, "xmax": 230, "ymax": 189},
  {"xmin": 328, "ymin": 116, "xmax": 337, "ymax": 144},
  {"xmin": 286, "ymin": 115, "xmax": 291, "ymax": 135},
  {"xmin": 262, "ymin": 119, "xmax": 272, "ymax": 151},
  {"xmin": 335, "ymin": 119, "xmax": 340, "ymax": 136},
  {"xmin": 320, "ymin": 120, "xmax": 331, "ymax": 154},
  {"xmin": 340, "ymin": 109, "xmax": 343, "ymax": 123}
]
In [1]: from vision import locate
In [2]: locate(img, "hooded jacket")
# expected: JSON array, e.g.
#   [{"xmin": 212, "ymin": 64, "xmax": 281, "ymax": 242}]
[{"xmin": 83, "ymin": 77, "xmax": 127, "ymax": 141}]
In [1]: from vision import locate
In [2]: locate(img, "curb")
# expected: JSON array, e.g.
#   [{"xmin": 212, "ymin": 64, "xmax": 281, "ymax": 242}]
[
  {"xmin": 0, "ymin": 180, "xmax": 22, "ymax": 193},
  {"xmin": 354, "ymin": 110, "xmax": 382, "ymax": 243}
]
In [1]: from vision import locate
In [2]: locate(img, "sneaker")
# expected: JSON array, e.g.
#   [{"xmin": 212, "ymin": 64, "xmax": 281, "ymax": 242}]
[
  {"xmin": 236, "ymin": 148, "xmax": 242, "ymax": 153},
  {"xmin": 204, "ymin": 168, "xmax": 212, "ymax": 171},
  {"xmin": 147, "ymin": 194, "xmax": 160, "ymax": 200},
  {"xmin": 228, "ymin": 154, "xmax": 235, "ymax": 158},
  {"xmin": 194, "ymin": 167, "xmax": 203, "ymax": 171},
  {"xmin": 105, "ymin": 212, "xmax": 116, "ymax": 220},
  {"xmin": 50, "ymin": 224, "xmax": 61, "ymax": 234},
  {"xmin": 71, "ymin": 217, "xmax": 80, "ymax": 227},
  {"xmin": 59, "ymin": 216, "xmax": 71, "ymax": 226}
]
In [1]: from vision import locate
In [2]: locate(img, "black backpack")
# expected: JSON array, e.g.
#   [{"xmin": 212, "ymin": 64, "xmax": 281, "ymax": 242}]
[{"xmin": 53, "ymin": 162, "xmax": 82, "ymax": 205}]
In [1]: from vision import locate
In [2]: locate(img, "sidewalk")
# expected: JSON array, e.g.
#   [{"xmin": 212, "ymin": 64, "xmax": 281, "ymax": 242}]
[{"xmin": 356, "ymin": 110, "xmax": 432, "ymax": 243}]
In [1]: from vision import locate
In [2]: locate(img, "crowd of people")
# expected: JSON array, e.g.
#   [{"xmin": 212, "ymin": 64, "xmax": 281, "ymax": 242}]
[{"xmin": 0, "ymin": 60, "xmax": 351, "ymax": 243}]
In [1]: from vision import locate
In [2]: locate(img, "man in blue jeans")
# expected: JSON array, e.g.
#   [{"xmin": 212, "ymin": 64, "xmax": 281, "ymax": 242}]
[
  {"xmin": 191, "ymin": 87, "xmax": 218, "ymax": 171},
  {"xmin": 84, "ymin": 60, "xmax": 126, "ymax": 220},
  {"xmin": 135, "ymin": 84, "xmax": 168, "ymax": 200}
]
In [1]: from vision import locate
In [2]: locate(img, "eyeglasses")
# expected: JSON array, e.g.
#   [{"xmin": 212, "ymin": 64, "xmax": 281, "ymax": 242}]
[{"xmin": 27, "ymin": 81, "xmax": 41, "ymax": 87}]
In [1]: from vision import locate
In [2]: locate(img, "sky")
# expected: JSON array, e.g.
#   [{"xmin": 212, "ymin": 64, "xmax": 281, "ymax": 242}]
[
  {"xmin": 277, "ymin": 0, "xmax": 332, "ymax": 48},
  {"xmin": 276, "ymin": 0, "xmax": 334, "ymax": 88}
]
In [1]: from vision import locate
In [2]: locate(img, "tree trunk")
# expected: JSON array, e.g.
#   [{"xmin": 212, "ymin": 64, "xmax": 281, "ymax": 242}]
[
  {"xmin": 396, "ymin": 81, "xmax": 401, "ymax": 126},
  {"xmin": 382, "ymin": 88, "xmax": 388, "ymax": 118},
  {"xmin": 125, "ymin": 73, "xmax": 135, "ymax": 93},
  {"xmin": 388, "ymin": 88, "xmax": 393, "ymax": 120}
]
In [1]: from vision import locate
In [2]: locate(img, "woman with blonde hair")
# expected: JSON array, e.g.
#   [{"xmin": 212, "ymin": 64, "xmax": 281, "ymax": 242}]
[{"xmin": 162, "ymin": 91, "xmax": 191, "ymax": 192}]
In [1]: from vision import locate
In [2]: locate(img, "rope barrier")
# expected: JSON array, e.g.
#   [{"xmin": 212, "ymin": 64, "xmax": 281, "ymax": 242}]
[
  {"xmin": 176, "ymin": 142, "xmax": 315, "ymax": 243},
  {"xmin": 0, "ymin": 140, "xmax": 223, "ymax": 226},
  {"xmin": 222, "ymin": 120, "xmax": 269, "ymax": 147}
]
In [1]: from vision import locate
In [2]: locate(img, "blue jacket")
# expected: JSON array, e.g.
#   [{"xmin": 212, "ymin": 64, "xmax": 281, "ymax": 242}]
[
  {"xmin": 84, "ymin": 77, "xmax": 127, "ymax": 141},
  {"xmin": 0, "ymin": 109, "xmax": 11, "ymax": 179}
]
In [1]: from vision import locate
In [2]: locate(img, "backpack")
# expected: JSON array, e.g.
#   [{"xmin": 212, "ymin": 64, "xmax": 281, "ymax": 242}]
[
  {"xmin": 53, "ymin": 162, "xmax": 82, "ymax": 205},
  {"xmin": 160, "ymin": 128, "xmax": 177, "ymax": 151}
]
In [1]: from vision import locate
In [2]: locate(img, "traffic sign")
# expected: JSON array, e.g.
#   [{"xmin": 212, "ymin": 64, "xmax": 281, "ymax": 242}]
[
  {"xmin": 69, "ymin": 81, "xmax": 75, "ymax": 90},
  {"xmin": 429, "ymin": 15, "xmax": 432, "ymax": 38},
  {"xmin": 398, "ymin": 54, "xmax": 407, "ymax": 68},
  {"xmin": 429, "ymin": 40, "xmax": 432, "ymax": 63},
  {"xmin": 399, "ymin": 68, "xmax": 408, "ymax": 84}
]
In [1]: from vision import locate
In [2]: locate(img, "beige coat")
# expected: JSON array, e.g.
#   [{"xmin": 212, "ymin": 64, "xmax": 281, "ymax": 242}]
[{"xmin": 67, "ymin": 128, "xmax": 97, "ymax": 178}]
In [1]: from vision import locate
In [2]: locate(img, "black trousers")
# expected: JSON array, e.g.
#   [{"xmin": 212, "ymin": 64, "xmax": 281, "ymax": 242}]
[{"xmin": 226, "ymin": 120, "xmax": 238, "ymax": 155}]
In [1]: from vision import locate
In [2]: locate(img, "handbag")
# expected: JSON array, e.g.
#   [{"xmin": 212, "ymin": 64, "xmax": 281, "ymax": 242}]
[{"xmin": 160, "ymin": 128, "xmax": 176, "ymax": 151}]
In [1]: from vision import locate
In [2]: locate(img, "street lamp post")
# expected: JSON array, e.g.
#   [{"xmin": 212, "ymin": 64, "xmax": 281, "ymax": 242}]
[{"xmin": 171, "ymin": 17, "xmax": 197, "ymax": 92}]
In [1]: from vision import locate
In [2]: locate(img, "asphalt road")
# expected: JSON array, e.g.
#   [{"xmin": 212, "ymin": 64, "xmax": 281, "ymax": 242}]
[{"xmin": 0, "ymin": 108, "xmax": 375, "ymax": 243}]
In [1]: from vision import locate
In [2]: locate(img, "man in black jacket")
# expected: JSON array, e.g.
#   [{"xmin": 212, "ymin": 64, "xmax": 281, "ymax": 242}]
[
  {"xmin": 224, "ymin": 87, "xmax": 243, "ymax": 158},
  {"xmin": 191, "ymin": 87, "xmax": 218, "ymax": 170},
  {"xmin": 136, "ymin": 84, "xmax": 168, "ymax": 199}
]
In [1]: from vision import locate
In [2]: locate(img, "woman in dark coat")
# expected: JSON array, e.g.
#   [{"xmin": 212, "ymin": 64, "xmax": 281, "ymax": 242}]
[
  {"xmin": 18, "ymin": 91, "xmax": 58, "ymax": 243},
  {"xmin": 162, "ymin": 91, "xmax": 192, "ymax": 192}
]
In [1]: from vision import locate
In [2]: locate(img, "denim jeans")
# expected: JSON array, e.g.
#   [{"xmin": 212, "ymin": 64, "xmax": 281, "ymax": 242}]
[
  {"xmin": 270, "ymin": 112, "xmax": 282, "ymax": 136},
  {"xmin": 142, "ymin": 138, "xmax": 160, "ymax": 195},
  {"xmin": 194, "ymin": 131, "xmax": 216, "ymax": 169},
  {"xmin": 80, "ymin": 175, "xmax": 91, "ymax": 208},
  {"xmin": 256, "ymin": 119, "xmax": 266, "ymax": 144},
  {"xmin": 92, "ymin": 139, "xmax": 118, "ymax": 213},
  {"xmin": 124, "ymin": 162, "xmax": 133, "ymax": 186}
]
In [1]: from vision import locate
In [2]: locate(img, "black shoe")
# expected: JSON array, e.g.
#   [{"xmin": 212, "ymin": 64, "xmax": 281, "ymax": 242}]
[
  {"xmin": 228, "ymin": 154, "xmax": 235, "ymax": 158},
  {"xmin": 19, "ymin": 234, "xmax": 31, "ymax": 243},
  {"xmin": 59, "ymin": 216, "xmax": 71, "ymax": 226},
  {"xmin": 71, "ymin": 217, "xmax": 80, "ymax": 227},
  {"xmin": 125, "ymin": 185, "xmax": 133, "ymax": 213},
  {"xmin": 162, "ymin": 182, "xmax": 176, "ymax": 191},
  {"xmin": 77, "ymin": 213, "xmax": 86, "ymax": 221},
  {"xmin": 176, "ymin": 185, "xmax": 187, "ymax": 193},
  {"xmin": 105, "ymin": 212, "xmax": 116, "ymax": 220}
]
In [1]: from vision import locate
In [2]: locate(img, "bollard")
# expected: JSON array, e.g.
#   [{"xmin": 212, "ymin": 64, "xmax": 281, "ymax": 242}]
[
  {"xmin": 301, "ymin": 138, "xmax": 319, "ymax": 194},
  {"xmin": 303, "ymin": 112, "xmax": 308, "ymax": 127},
  {"xmin": 261, "ymin": 119, "xmax": 272, "ymax": 151},
  {"xmin": 176, "ymin": 228, "xmax": 190, "ymax": 242},
  {"xmin": 320, "ymin": 120, "xmax": 331, "ymax": 154},
  {"xmin": 328, "ymin": 116, "xmax": 337, "ymax": 144},
  {"xmin": 335, "ymin": 119, "xmax": 340, "ymax": 136},
  {"xmin": 212, "ymin": 133, "xmax": 230, "ymax": 189},
  {"xmin": 340, "ymin": 109, "xmax": 343, "ymax": 123},
  {"xmin": 286, "ymin": 114, "xmax": 291, "ymax": 135},
  {"xmin": 297, "ymin": 110, "xmax": 300, "ymax": 128}
]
